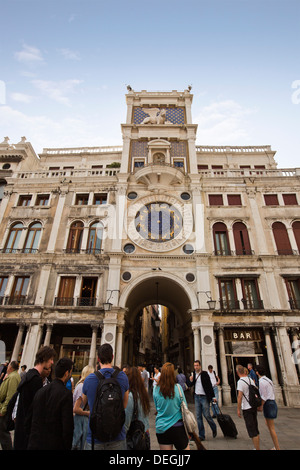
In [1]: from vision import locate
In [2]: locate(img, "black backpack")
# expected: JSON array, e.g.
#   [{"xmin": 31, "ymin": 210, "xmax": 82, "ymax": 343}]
[
  {"xmin": 241, "ymin": 378, "xmax": 262, "ymax": 408},
  {"xmin": 89, "ymin": 369, "xmax": 125, "ymax": 445},
  {"xmin": 126, "ymin": 397, "xmax": 149, "ymax": 450}
]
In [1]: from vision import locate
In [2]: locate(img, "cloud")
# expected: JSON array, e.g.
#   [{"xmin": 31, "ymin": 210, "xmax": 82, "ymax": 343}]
[
  {"xmin": 0, "ymin": 105, "xmax": 110, "ymax": 154},
  {"xmin": 11, "ymin": 92, "xmax": 33, "ymax": 104},
  {"xmin": 59, "ymin": 48, "xmax": 81, "ymax": 61},
  {"xmin": 194, "ymin": 99, "xmax": 256, "ymax": 145},
  {"xmin": 14, "ymin": 44, "xmax": 44, "ymax": 64},
  {"xmin": 31, "ymin": 79, "xmax": 83, "ymax": 106}
]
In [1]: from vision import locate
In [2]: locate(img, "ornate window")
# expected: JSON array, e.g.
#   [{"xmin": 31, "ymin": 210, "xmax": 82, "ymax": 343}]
[
  {"xmin": 87, "ymin": 222, "xmax": 103, "ymax": 254},
  {"xmin": 233, "ymin": 222, "xmax": 252, "ymax": 255},
  {"xmin": 272, "ymin": 222, "xmax": 293, "ymax": 255},
  {"xmin": 213, "ymin": 222, "xmax": 231, "ymax": 255},
  {"xmin": 4, "ymin": 222, "xmax": 23, "ymax": 253},
  {"xmin": 23, "ymin": 222, "xmax": 42, "ymax": 253},
  {"xmin": 66, "ymin": 221, "xmax": 84, "ymax": 253}
]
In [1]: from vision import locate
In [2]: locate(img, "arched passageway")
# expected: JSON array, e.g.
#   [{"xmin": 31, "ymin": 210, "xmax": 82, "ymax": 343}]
[{"xmin": 120, "ymin": 274, "xmax": 196, "ymax": 374}]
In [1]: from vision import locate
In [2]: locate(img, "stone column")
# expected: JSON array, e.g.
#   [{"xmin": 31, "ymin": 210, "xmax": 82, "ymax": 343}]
[
  {"xmin": 47, "ymin": 188, "xmax": 68, "ymax": 253},
  {"xmin": 217, "ymin": 326, "xmax": 232, "ymax": 406},
  {"xmin": 291, "ymin": 328, "xmax": 300, "ymax": 377},
  {"xmin": 192, "ymin": 325, "xmax": 201, "ymax": 362},
  {"xmin": 264, "ymin": 327, "xmax": 284, "ymax": 405},
  {"xmin": 115, "ymin": 324, "xmax": 124, "ymax": 369},
  {"xmin": 11, "ymin": 323, "xmax": 26, "ymax": 362},
  {"xmin": 43, "ymin": 324, "xmax": 53, "ymax": 347},
  {"xmin": 20, "ymin": 323, "xmax": 43, "ymax": 369},
  {"xmin": 89, "ymin": 324, "xmax": 99, "ymax": 367},
  {"xmin": 276, "ymin": 326, "xmax": 300, "ymax": 406}
]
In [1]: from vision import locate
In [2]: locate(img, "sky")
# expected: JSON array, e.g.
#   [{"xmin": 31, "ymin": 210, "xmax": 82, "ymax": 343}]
[{"xmin": 0, "ymin": 0, "xmax": 300, "ymax": 168}]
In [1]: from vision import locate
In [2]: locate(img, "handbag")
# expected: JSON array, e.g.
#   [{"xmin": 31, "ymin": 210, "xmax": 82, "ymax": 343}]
[
  {"xmin": 177, "ymin": 384, "xmax": 206, "ymax": 451},
  {"xmin": 126, "ymin": 397, "xmax": 150, "ymax": 450}
]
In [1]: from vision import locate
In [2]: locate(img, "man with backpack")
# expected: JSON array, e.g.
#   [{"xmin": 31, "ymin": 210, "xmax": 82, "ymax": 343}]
[
  {"xmin": 82, "ymin": 343, "xmax": 129, "ymax": 450},
  {"xmin": 236, "ymin": 364, "xmax": 261, "ymax": 450}
]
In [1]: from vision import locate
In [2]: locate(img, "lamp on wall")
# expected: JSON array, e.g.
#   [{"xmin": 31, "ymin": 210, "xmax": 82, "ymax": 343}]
[
  {"xmin": 103, "ymin": 289, "xmax": 120, "ymax": 311},
  {"xmin": 197, "ymin": 291, "xmax": 217, "ymax": 310}
]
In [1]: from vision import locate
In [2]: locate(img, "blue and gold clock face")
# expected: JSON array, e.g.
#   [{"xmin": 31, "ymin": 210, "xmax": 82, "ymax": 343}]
[{"xmin": 135, "ymin": 202, "xmax": 182, "ymax": 243}]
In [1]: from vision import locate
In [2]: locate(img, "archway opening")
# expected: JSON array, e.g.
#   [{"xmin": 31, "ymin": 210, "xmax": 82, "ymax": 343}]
[{"xmin": 122, "ymin": 275, "xmax": 194, "ymax": 376}]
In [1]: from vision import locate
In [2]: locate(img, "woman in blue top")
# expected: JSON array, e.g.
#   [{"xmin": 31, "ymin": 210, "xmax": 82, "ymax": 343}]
[{"xmin": 153, "ymin": 362, "xmax": 190, "ymax": 451}]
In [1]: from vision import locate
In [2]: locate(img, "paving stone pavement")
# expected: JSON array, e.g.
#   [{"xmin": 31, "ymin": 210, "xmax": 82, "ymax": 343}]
[
  {"xmin": 148, "ymin": 401, "xmax": 300, "ymax": 451},
  {"xmin": 2, "ymin": 400, "xmax": 299, "ymax": 452}
]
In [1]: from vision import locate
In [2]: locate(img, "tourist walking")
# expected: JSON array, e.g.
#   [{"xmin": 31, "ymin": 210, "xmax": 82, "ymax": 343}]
[
  {"xmin": 236, "ymin": 364, "xmax": 260, "ymax": 450},
  {"xmin": 27, "ymin": 357, "xmax": 74, "ymax": 450},
  {"xmin": 153, "ymin": 362, "xmax": 190, "ymax": 450},
  {"xmin": 14, "ymin": 346, "xmax": 56, "ymax": 450},
  {"xmin": 188, "ymin": 360, "xmax": 217, "ymax": 441},
  {"xmin": 0, "ymin": 361, "xmax": 21, "ymax": 450},
  {"xmin": 207, "ymin": 365, "xmax": 220, "ymax": 417},
  {"xmin": 72, "ymin": 364, "xmax": 94, "ymax": 450},
  {"xmin": 151, "ymin": 365, "xmax": 161, "ymax": 391},
  {"xmin": 82, "ymin": 343, "xmax": 129, "ymax": 450},
  {"xmin": 124, "ymin": 366, "xmax": 150, "ymax": 449},
  {"xmin": 255, "ymin": 365, "xmax": 280, "ymax": 450}
]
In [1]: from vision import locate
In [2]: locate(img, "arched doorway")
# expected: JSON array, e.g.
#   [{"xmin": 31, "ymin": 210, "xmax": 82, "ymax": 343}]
[{"xmin": 120, "ymin": 274, "xmax": 196, "ymax": 375}]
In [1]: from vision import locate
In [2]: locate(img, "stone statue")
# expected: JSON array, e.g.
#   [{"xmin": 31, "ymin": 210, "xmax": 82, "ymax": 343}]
[{"xmin": 141, "ymin": 108, "xmax": 172, "ymax": 125}]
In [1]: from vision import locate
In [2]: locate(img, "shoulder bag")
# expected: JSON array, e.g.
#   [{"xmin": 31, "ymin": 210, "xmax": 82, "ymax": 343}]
[{"xmin": 176, "ymin": 384, "xmax": 206, "ymax": 450}]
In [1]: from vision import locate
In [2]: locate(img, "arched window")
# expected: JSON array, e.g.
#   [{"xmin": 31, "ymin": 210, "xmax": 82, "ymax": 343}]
[
  {"xmin": 23, "ymin": 222, "xmax": 42, "ymax": 253},
  {"xmin": 233, "ymin": 222, "xmax": 252, "ymax": 255},
  {"xmin": 66, "ymin": 221, "xmax": 84, "ymax": 253},
  {"xmin": 213, "ymin": 222, "xmax": 231, "ymax": 255},
  {"xmin": 272, "ymin": 222, "xmax": 293, "ymax": 255},
  {"xmin": 87, "ymin": 222, "xmax": 103, "ymax": 254},
  {"xmin": 4, "ymin": 222, "xmax": 23, "ymax": 253},
  {"xmin": 292, "ymin": 221, "xmax": 300, "ymax": 252}
]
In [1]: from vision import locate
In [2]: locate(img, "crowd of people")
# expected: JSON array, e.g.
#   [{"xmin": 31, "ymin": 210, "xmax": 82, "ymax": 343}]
[{"xmin": 0, "ymin": 346, "xmax": 280, "ymax": 451}]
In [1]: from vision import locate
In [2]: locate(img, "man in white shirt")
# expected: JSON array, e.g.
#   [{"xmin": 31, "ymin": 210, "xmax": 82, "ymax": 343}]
[{"xmin": 236, "ymin": 364, "xmax": 260, "ymax": 450}]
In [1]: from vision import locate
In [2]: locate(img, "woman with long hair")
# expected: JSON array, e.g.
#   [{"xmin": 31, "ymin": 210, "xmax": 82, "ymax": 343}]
[
  {"xmin": 72, "ymin": 364, "xmax": 94, "ymax": 450},
  {"xmin": 125, "ymin": 366, "xmax": 151, "ymax": 449},
  {"xmin": 153, "ymin": 362, "xmax": 190, "ymax": 451}
]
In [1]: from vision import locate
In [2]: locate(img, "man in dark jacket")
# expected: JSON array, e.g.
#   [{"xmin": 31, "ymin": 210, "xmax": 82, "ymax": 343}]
[
  {"xmin": 188, "ymin": 360, "xmax": 217, "ymax": 441},
  {"xmin": 14, "ymin": 346, "xmax": 56, "ymax": 450},
  {"xmin": 28, "ymin": 357, "xmax": 74, "ymax": 450}
]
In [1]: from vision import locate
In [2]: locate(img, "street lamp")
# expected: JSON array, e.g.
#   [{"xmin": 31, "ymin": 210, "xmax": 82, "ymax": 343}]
[
  {"xmin": 103, "ymin": 289, "xmax": 119, "ymax": 311},
  {"xmin": 197, "ymin": 291, "xmax": 217, "ymax": 310}
]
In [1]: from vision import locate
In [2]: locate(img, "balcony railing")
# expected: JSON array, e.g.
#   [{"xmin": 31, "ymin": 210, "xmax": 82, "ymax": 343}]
[
  {"xmin": 54, "ymin": 297, "xmax": 97, "ymax": 307},
  {"xmin": 276, "ymin": 249, "xmax": 299, "ymax": 256},
  {"xmin": 63, "ymin": 248, "xmax": 103, "ymax": 255},
  {"xmin": 54, "ymin": 297, "xmax": 74, "ymax": 306},
  {"xmin": 1, "ymin": 248, "xmax": 39, "ymax": 254},
  {"xmin": 77, "ymin": 297, "xmax": 97, "ymax": 307},
  {"xmin": 219, "ymin": 299, "xmax": 240, "ymax": 310},
  {"xmin": 214, "ymin": 249, "xmax": 256, "ymax": 256},
  {"xmin": 3, "ymin": 295, "xmax": 27, "ymax": 305},
  {"xmin": 241, "ymin": 299, "xmax": 264, "ymax": 310}
]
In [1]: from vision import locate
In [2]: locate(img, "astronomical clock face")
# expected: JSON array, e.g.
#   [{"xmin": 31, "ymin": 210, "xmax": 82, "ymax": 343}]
[
  {"xmin": 127, "ymin": 196, "xmax": 193, "ymax": 252},
  {"xmin": 135, "ymin": 202, "xmax": 182, "ymax": 243}
]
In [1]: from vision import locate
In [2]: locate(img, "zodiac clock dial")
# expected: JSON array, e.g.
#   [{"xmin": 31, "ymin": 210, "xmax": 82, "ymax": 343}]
[{"xmin": 134, "ymin": 202, "xmax": 182, "ymax": 243}]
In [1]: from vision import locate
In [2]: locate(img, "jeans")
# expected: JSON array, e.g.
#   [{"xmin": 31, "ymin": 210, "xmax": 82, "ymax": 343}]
[
  {"xmin": 194, "ymin": 394, "xmax": 216, "ymax": 440},
  {"xmin": 85, "ymin": 438, "xmax": 127, "ymax": 450},
  {"xmin": 72, "ymin": 415, "xmax": 89, "ymax": 450}
]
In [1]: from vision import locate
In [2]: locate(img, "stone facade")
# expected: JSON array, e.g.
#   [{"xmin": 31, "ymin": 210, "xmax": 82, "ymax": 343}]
[{"xmin": 0, "ymin": 89, "xmax": 300, "ymax": 406}]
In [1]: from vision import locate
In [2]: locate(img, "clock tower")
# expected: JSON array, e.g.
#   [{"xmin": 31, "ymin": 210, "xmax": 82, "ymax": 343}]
[{"xmin": 118, "ymin": 88, "xmax": 202, "ymax": 254}]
